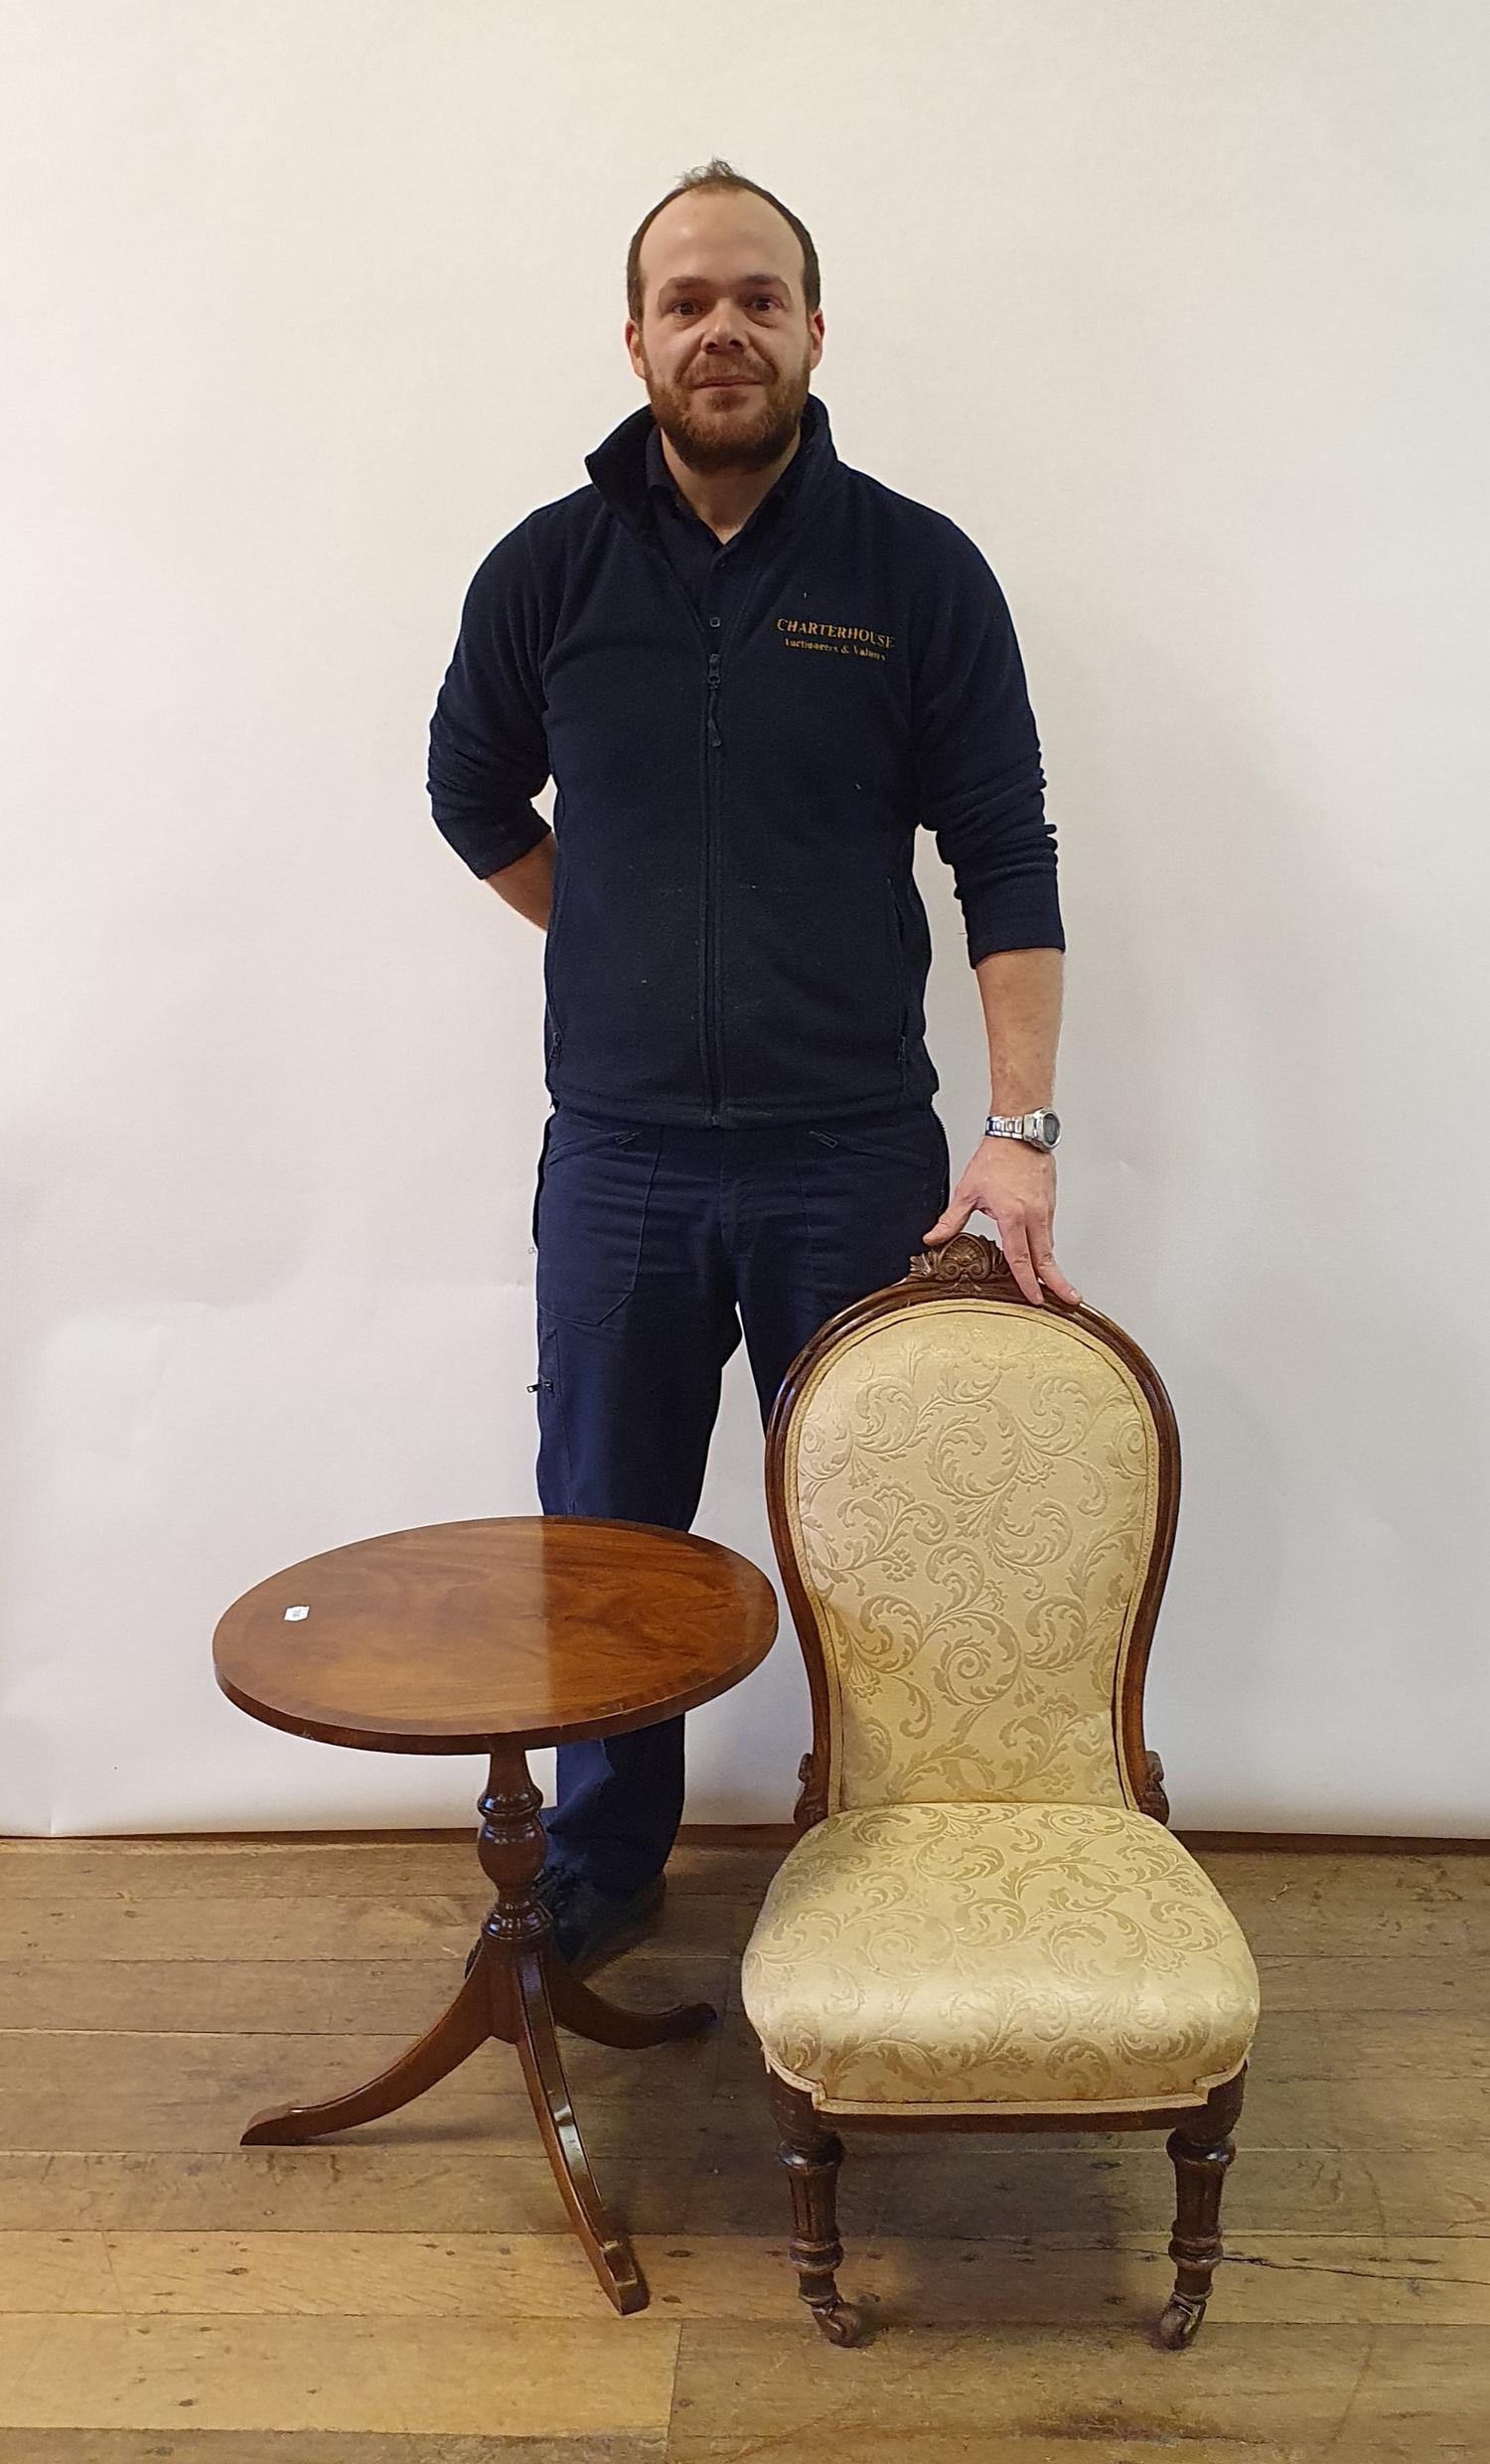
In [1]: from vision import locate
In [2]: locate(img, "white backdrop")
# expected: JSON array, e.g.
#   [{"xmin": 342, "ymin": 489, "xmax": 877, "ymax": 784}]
[{"xmin": 3, "ymin": 1, "xmax": 1486, "ymax": 1837}]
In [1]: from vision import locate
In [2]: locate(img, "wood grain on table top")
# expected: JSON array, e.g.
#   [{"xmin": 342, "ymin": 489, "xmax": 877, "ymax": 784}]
[{"xmin": 212, "ymin": 1517, "xmax": 779, "ymax": 1752}]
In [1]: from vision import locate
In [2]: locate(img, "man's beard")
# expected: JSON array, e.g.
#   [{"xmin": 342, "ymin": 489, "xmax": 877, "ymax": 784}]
[{"xmin": 644, "ymin": 356, "xmax": 812, "ymax": 475}]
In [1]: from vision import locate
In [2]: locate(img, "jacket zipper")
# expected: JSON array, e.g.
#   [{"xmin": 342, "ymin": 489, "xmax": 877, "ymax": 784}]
[
  {"xmin": 703, "ymin": 648, "xmax": 724, "ymax": 1122},
  {"xmin": 639, "ymin": 539, "xmax": 729, "ymax": 1123}
]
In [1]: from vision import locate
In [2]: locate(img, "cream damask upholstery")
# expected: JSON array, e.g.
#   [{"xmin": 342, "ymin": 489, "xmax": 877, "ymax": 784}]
[
  {"xmin": 745, "ymin": 1255, "xmax": 1259, "ymax": 2345},
  {"xmin": 780, "ymin": 1299, "xmax": 1159, "ymax": 1815},
  {"xmin": 741, "ymin": 1799, "xmax": 1259, "ymax": 2116}
]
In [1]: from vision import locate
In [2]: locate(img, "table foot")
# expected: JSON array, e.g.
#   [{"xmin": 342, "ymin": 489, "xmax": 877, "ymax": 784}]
[
  {"xmin": 513, "ymin": 1946, "xmax": 649, "ymax": 2314},
  {"xmin": 546, "ymin": 1955, "xmax": 716, "ymax": 2049},
  {"xmin": 240, "ymin": 1960, "xmax": 492, "ymax": 2146}
]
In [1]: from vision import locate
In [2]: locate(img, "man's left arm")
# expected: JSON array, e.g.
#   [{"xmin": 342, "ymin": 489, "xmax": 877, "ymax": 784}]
[
  {"xmin": 922, "ymin": 946, "xmax": 1081, "ymax": 1309},
  {"xmin": 909, "ymin": 521, "xmax": 1081, "ymax": 1309}
]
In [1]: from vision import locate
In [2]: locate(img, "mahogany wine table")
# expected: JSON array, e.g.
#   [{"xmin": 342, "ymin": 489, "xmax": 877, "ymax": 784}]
[{"xmin": 212, "ymin": 1514, "xmax": 779, "ymax": 2313}]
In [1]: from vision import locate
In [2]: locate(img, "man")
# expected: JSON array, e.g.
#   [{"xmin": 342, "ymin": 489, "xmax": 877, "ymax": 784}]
[{"xmin": 428, "ymin": 159, "xmax": 1081, "ymax": 1974}]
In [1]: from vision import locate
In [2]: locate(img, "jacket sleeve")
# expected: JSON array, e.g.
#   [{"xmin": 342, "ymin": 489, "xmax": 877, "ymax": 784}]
[
  {"xmin": 909, "ymin": 519, "xmax": 1064, "ymax": 964},
  {"xmin": 427, "ymin": 522, "xmax": 554, "ymax": 877}
]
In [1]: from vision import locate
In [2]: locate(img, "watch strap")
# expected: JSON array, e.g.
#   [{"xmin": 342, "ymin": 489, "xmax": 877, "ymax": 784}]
[{"xmin": 986, "ymin": 1110, "xmax": 1058, "ymax": 1149}]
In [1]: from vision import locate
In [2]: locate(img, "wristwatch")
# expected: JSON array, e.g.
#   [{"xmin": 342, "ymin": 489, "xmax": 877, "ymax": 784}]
[{"xmin": 985, "ymin": 1108, "xmax": 1061, "ymax": 1153}]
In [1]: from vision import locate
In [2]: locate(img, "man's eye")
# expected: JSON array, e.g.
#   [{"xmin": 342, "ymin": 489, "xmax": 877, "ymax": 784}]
[{"xmin": 670, "ymin": 297, "xmax": 780, "ymax": 315}]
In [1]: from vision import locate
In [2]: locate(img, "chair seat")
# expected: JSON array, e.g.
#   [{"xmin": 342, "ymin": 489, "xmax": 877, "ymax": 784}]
[{"xmin": 741, "ymin": 1800, "xmax": 1259, "ymax": 2118}]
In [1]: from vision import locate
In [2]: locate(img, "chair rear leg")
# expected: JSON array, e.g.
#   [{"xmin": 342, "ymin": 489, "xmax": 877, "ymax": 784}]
[
  {"xmin": 1158, "ymin": 2067, "xmax": 1247, "ymax": 2349},
  {"xmin": 768, "ymin": 2071, "xmax": 864, "ymax": 2346}
]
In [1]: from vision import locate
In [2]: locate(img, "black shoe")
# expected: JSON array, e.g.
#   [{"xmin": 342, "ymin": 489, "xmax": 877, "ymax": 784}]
[
  {"xmin": 464, "ymin": 1865, "xmax": 666, "ymax": 1979},
  {"xmin": 540, "ymin": 1868, "xmax": 667, "ymax": 1976}
]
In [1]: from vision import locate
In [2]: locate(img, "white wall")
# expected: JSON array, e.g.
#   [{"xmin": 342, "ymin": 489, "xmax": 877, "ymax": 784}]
[{"xmin": 2, "ymin": 0, "xmax": 1486, "ymax": 1837}]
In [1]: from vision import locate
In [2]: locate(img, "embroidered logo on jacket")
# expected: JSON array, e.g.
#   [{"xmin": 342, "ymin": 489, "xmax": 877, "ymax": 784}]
[{"xmin": 775, "ymin": 616, "xmax": 893, "ymax": 664}]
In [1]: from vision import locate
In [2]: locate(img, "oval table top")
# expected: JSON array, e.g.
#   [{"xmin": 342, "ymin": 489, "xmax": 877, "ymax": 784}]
[{"xmin": 213, "ymin": 1515, "xmax": 779, "ymax": 1754}]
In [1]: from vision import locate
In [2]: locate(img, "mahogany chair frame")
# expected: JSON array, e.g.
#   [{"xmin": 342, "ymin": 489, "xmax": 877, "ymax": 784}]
[{"xmin": 758, "ymin": 1231, "xmax": 1248, "ymax": 2351}]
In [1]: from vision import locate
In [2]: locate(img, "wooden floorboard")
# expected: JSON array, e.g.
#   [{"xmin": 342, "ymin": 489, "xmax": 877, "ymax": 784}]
[
  {"xmin": 0, "ymin": 2442, "xmax": 666, "ymax": 2463},
  {"xmin": 0, "ymin": 1834, "xmax": 1486, "ymax": 2457}
]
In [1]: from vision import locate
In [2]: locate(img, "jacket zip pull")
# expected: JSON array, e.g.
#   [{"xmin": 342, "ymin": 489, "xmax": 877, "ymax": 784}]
[{"xmin": 706, "ymin": 650, "xmax": 722, "ymax": 749}]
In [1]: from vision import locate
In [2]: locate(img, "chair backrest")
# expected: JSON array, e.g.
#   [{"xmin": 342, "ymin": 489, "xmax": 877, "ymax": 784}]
[{"xmin": 765, "ymin": 1235, "xmax": 1179, "ymax": 1823}]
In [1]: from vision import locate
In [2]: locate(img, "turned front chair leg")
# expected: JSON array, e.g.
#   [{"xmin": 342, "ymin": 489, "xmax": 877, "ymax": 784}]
[
  {"xmin": 768, "ymin": 2072, "xmax": 863, "ymax": 2347},
  {"xmin": 1158, "ymin": 2068, "xmax": 1247, "ymax": 2349}
]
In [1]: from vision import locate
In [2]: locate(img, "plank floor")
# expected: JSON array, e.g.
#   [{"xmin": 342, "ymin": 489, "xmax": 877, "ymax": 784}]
[{"xmin": 0, "ymin": 1830, "xmax": 1487, "ymax": 2460}]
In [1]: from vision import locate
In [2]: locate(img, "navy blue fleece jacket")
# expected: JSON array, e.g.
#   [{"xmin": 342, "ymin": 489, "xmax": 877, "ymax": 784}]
[{"xmin": 427, "ymin": 390, "xmax": 1062, "ymax": 1127}]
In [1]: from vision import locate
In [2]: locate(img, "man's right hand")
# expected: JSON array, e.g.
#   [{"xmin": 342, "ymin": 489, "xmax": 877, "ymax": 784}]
[{"xmin": 485, "ymin": 835, "xmax": 555, "ymax": 929}]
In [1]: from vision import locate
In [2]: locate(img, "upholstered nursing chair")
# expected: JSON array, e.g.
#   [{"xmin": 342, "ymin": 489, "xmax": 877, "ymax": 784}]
[{"xmin": 741, "ymin": 1232, "xmax": 1260, "ymax": 2351}]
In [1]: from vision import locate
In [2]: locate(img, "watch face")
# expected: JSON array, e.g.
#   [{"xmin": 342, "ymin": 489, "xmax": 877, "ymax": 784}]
[{"xmin": 1042, "ymin": 1111, "xmax": 1061, "ymax": 1145}]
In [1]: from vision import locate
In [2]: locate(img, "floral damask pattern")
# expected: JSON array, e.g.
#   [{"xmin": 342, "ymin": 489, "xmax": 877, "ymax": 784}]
[
  {"xmin": 783, "ymin": 1301, "xmax": 1160, "ymax": 1811},
  {"xmin": 741, "ymin": 1801, "xmax": 1260, "ymax": 2114}
]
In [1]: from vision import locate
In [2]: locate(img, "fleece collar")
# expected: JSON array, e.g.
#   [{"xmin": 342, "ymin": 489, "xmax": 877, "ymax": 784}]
[{"xmin": 584, "ymin": 388, "xmax": 836, "ymax": 539}]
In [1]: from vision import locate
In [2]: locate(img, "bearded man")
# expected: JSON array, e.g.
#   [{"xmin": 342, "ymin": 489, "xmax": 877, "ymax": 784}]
[{"xmin": 428, "ymin": 157, "xmax": 1079, "ymax": 1972}]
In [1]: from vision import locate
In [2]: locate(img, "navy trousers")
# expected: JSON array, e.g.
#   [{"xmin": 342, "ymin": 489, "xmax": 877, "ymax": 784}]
[{"xmin": 532, "ymin": 1100, "xmax": 952, "ymax": 1895}]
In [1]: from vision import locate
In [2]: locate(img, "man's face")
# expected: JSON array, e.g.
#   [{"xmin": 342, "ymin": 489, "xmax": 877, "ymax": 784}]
[{"xmin": 626, "ymin": 189, "xmax": 824, "ymax": 475}]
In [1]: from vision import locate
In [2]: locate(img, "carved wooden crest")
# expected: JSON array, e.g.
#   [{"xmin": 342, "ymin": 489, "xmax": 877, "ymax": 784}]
[{"xmin": 908, "ymin": 1232, "xmax": 1021, "ymax": 1290}]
